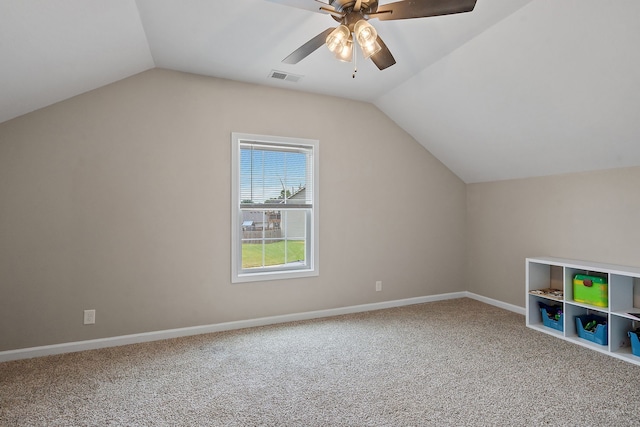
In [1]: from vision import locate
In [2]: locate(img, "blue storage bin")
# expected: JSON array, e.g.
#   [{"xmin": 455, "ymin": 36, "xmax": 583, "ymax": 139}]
[
  {"xmin": 575, "ymin": 314, "xmax": 608, "ymax": 345},
  {"xmin": 629, "ymin": 330, "xmax": 640, "ymax": 357},
  {"xmin": 540, "ymin": 308, "xmax": 563, "ymax": 332}
]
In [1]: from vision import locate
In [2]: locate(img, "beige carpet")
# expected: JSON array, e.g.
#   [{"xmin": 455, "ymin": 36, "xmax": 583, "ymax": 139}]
[{"xmin": 2, "ymin": 298, "xmax": 640, "ymax": 426}]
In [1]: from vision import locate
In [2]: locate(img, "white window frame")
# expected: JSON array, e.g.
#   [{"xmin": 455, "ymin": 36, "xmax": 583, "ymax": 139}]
[{"xmin": 231, "ymin": 133, "xmax": 319, "ymax": 283}]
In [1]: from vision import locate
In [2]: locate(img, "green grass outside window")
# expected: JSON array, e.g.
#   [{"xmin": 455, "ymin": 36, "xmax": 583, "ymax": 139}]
[{"xmin": 242, "ymin": 240, "xmax": 305, "ymax": 269}]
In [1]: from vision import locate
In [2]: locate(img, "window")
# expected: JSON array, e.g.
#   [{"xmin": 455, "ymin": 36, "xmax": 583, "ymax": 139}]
[{"xmin": 231, "ymin": 133, "xmax": 319, "ymax": 283}]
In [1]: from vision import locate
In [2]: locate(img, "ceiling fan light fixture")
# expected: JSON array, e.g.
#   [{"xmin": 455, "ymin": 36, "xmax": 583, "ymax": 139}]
[
  {"xmin": 326, "ymin": 25, "xmax": 350, "ymax": 54},
  {"xmin": 276, "ymin": 0, "xmax": 477, "ymax": 71}
]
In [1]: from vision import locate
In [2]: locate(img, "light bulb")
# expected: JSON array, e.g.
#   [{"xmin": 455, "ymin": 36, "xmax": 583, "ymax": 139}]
[
  {"xmin": 326, "ymin": 25, "xmax": 350, "ymax": 54},
  {"xmin": 334, "ymin": 38, "xmax": 353, "ymax": 62},
  {"xmin": 354, "ymin": 20, "xmax": 377, "ymax": 48},
  {"xmin": 360, "ymin": 40, "xmax": 381, "ymax": 59},
  {"xmin": 354, "ymin": 20, "xmax": 381, "ymax": 59}
]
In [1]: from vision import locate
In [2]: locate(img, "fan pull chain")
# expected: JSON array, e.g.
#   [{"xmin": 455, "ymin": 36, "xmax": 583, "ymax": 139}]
[{"xmin": 352, "ymin": 34, "xmax": 357, "ymax": 78}]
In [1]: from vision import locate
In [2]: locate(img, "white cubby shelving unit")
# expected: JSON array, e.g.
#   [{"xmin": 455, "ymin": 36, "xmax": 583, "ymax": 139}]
[{"xmin": 526, "ymin": 256, "xmax": 640, "ymax": 366}]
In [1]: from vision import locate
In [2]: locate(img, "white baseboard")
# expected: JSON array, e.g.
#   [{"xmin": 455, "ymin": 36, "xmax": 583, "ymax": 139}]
[
  {"xmin": 465, "ymin": 292, "xmax": 526, "ymax": 316},
  {"xmin": 0, "ymin": 292, "xmax": 523, "ymax": 362}
]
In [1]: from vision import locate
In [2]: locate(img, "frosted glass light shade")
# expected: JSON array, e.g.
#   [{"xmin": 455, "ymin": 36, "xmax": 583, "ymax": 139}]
[
  {"xmin": 326, "ymin": 25, "xmax": 351, "ymax": 54},
  {"xmin": 334, "ymin": 38, "xmax": 353, "ymax": 62},
  {"xmin": 354, "ymin": 20, "xmax": 381, "ymax": 59}
]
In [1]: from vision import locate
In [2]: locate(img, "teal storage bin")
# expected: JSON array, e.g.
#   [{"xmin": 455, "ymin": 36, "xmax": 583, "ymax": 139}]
[
  {"xmin": 629, "ymin": 330, "xmax": 640, "ymax": 357},
  {"xmin": 575, "ymin": 314, "xmax": 608, "ymax": 345},
  {"xmin": 540, "ymin": 307, "xmax": 563, "ymax": 332}
]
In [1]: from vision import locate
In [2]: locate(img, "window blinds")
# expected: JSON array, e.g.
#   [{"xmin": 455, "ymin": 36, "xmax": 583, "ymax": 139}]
[{"xmin": 239, "ymin": 142, "xmax": 313, "ymax": 207}]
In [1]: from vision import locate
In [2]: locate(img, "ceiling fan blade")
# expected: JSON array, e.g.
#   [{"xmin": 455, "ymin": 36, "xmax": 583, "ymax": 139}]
[
  {"xmin": 282, "ymin": 27, "xmax": 335, "ymax": 64},
  {"xmin": 264, "ymin": 0, "xmax": 338, "ymax": 16},
  {"xmin": 369, "ymin": 36, "xmax": 396, "ymax": 70},
  {"xmin": 373, "ymin": 0, "xmax": 477, "ymax": 21}
]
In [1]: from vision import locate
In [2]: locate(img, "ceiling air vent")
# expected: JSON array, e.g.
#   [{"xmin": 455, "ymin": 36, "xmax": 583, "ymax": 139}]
[{"xmin": 268, "ymin": 70, "xmax": 303, "ymax": 83}]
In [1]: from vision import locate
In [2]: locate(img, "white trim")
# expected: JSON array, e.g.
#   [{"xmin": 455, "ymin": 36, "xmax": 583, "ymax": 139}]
[
  {"xmin": 465, "ymin": 292, "xmax": 526, "ymax": 315},
  {"xmin": 0, "ymin": 292, "xmax": 523, "ymax": 362},
  {"xmin": 231, "ymin": 132, "xmax": 320, "ymax": 283}
]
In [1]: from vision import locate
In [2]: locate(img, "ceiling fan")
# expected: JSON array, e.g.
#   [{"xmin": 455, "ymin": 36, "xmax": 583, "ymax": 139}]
[{"xmin": 266, "ymin": 0, "xmax": 478, "ymax": 72}]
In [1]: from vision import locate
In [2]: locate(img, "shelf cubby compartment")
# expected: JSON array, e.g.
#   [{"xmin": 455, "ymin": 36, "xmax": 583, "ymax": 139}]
[
  {"xmin": 609, "ymin": 274, "xmax": 635, "ymax": 315},
  {"xmin": 527, "ymin": 261, "xmax": 563, "ymax": 294},
  {"xmin": 528, "ymin": 295, "xmax": 564, "ymax": 337},
  {"xmin": 564, "ymin": 304, "xmax": 608, "ymax": 350},
  {"xmin": 609, "ymin": 314, "xmax": 634, "ymax": 356},
  {"xmin": 563, "ymin": 266, "xmax": 608, "ymax": 307}
]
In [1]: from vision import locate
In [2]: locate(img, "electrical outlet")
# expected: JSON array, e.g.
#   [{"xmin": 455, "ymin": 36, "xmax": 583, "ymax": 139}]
[
  {"xmin": 83, "ymin": 309, "xmax": 96, "ymax": 325},
  {"xmin": 375, "ymin": 281, "xmax": 382, "ymax": 292}
]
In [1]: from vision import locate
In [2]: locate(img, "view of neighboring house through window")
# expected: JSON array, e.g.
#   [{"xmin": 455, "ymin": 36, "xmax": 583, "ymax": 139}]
[{"xmin": 231, "ymin": 133, "xmax": 319, "ymax": 283}]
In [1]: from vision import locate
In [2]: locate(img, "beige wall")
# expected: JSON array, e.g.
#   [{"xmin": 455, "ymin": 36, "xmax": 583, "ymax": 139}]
[
  {"xmin": 467, "ymin": 167, "xmax": 640, "ymax": 307},
  {"xmin": 0, "ymin": 69, "xmax": 467, "ymax": 351}
]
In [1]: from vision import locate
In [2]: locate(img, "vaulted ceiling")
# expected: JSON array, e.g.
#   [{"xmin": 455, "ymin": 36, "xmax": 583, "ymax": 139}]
[{"xmin": 2, "ymin": 0, "xmax": 639, "ymax": 183}]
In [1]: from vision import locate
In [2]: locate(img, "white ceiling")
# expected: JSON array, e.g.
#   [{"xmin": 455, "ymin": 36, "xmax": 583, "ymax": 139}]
[{"xmin": 2, "ymin": 0, "xmax": 639, "ymax": 183}]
